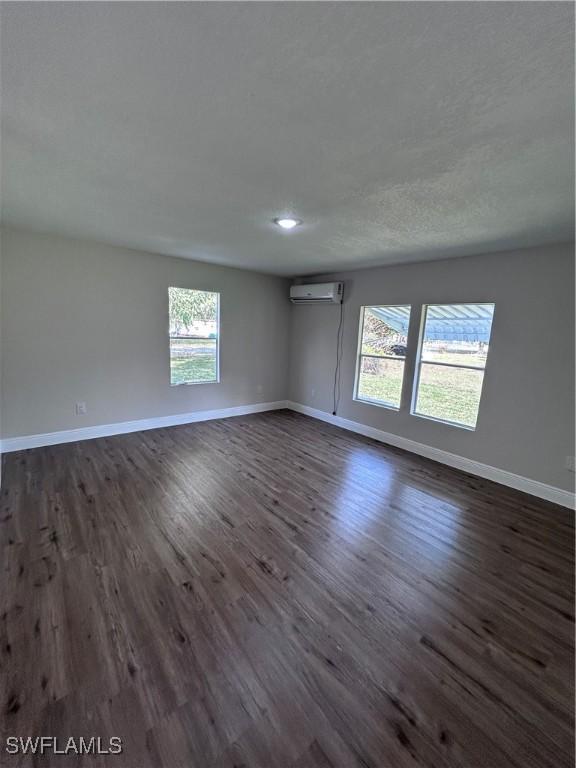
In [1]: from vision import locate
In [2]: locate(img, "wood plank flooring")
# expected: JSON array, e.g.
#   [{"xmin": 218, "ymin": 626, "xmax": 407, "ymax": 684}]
[{"xmin": 0, "ymin": 410, "xmax": 573, "ymax": 767}]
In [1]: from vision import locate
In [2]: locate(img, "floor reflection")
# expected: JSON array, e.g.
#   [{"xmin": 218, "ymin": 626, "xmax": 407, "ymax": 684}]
[{"xmin": 329, "ymin": 445, "xmax": 464, "ymax": 571}]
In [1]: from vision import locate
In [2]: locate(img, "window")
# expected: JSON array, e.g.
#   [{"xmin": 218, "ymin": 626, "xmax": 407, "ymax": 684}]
[
  {"xmin": 168, "ymin": 287, "xmax": 219, "ymax": 385},
  {"xmin": 354, "ymin": 305, "xmax": 411, "ymax": 409},
  {"xmin": 412, "ymin": 303, "xmax": 495, "ymax": 429}
]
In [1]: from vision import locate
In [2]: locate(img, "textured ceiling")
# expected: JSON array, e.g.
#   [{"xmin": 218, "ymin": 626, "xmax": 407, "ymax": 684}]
[{"xmin": 1, "ymin": 2, "xmax": 574, "ymax": 276}]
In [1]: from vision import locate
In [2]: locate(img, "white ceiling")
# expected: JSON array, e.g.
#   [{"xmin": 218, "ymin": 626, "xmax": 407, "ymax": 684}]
[{"xmin": 1, "ymin": 2, "xmax": 573, "ymax": 276}]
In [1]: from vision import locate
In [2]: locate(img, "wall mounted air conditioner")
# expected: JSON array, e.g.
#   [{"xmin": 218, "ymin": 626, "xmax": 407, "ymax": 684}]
[{"xmin": 290, "ymin": 282, "xmax": 343, "ymax": 304}]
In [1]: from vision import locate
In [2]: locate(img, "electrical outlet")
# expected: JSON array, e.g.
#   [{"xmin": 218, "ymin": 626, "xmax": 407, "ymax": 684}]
[
  {"xmin": 311, "ymin": 388, "xmax": 316, "ymax": 399},
  {"xmin": 565, "ymin": 456, "xmax": 576, "ymax": 472},
  {"xmin": 256, "ymin": 384, "xmax": 263, "ymax": 394},
  {"xmin": 75, "ymin": 401, "xmax": 87, "ymax": 416}
]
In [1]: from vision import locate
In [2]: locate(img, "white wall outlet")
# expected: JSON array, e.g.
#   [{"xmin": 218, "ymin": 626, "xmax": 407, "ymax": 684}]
[
  {"xmin": 565, "ymin": 456, "xmax": 576, "ymax": 472},
  {"xmin": 75, "ymin": 401, "xmax": 87, "ymax": 416},
  {"xmin": 256, "ymin": 384, "xmax": 263, "ymax": 394},
  {"xmin": 311, "ymin": 388, "xmax": 316, "ymax": 399}
]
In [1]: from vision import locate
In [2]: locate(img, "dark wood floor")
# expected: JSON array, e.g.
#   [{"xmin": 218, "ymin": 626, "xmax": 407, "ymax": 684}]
[{"xmin": 1, "ymin": 410, "xmax": 573, "ymax": 767}]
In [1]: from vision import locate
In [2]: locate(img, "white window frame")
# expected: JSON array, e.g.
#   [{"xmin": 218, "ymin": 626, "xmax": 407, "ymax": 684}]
[
  {"xmin": 168, "ymin": 288, "xmax": 220, "ymax": 386},
  {"xmin": 410, "ymin": 302, "xmax": 494, "ymax": 430},
  {"xmin": 353, "ymin": 304, "xmax": 411, "ymax": 411}
]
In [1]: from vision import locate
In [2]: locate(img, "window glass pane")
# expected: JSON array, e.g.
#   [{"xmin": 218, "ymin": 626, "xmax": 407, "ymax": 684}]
[
  {"xmin": 169, "ymin": 287, "xmax": 219, "ymax": 384},
  {"xmin": 361, "ymin": 306, "xmax": 411, "ymax": 358},
  {"xmin": 415, "ymin": 363, "xmax": 485, "ymax": 428},
  {"xmin": 421, "ymin": 304, "xmax": 494, "ymax": 367},
  {"xmin": 357, "ymin": 357, "xmax": 405, "ymax": 409},
  {"xmin": 169, "ymin": 287, "xmax": 218, "ymax": 338},
  {"xmin": 170, "ymin": 338, "xmax": 217, "ymax": 385}
]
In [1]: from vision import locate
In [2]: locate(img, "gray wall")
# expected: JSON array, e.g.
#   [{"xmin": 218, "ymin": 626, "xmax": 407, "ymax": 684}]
[
  {"xmin": 0, "ymin": 228, "xmax": 290, "ymax": 437},
  {"xmin": 1, "ymin": 228, "xmax": 573, "ymax": 494},
  {"xmin": 289, "ymin": 243, "xmax": 575, "ymax": 492},
  {"xmin": 0, "ymin": 236, "xmax": 2, "ymax": 484}
]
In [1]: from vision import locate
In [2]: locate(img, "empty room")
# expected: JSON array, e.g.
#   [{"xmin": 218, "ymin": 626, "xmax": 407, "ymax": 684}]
[{"xmin": 0, "ymin": 2, "xmax": 574, "ymax": 767}]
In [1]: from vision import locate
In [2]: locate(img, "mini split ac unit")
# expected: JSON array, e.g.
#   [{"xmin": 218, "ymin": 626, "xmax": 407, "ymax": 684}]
[{"xmin": 290, "ymin": 282, "xmax": 343, "ymax": 304}]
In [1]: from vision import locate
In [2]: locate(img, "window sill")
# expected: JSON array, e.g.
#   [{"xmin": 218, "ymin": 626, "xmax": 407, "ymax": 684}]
[
  {"xmin": 170, "ymin": 379, "xmax": 220, "ymax": 387},
  {"xmin": 411, "ymin": 410, "xmax": 476, "ymax": 431},
  {"xmin": 354, "ymin": 396, "xmax": 399, "ymax": 412}
]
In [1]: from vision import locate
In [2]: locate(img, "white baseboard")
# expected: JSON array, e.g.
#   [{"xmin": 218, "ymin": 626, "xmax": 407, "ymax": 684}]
[
  {"xmin": 3, "ymin": 399, "xmax": 573, "ymax": 509},
  {"xmin": 286, "ymin": 401, "xmax": 575, "ymax": 510},
  {"xmin": 0, "ymin": 400, "xmax": 289, "ymax": 453}
]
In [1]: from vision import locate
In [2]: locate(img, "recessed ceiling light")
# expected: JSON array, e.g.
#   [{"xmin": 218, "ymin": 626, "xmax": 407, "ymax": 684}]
[{"xmin": 274, "ymin": 217, "xmax": 302, "ymax": 230}]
